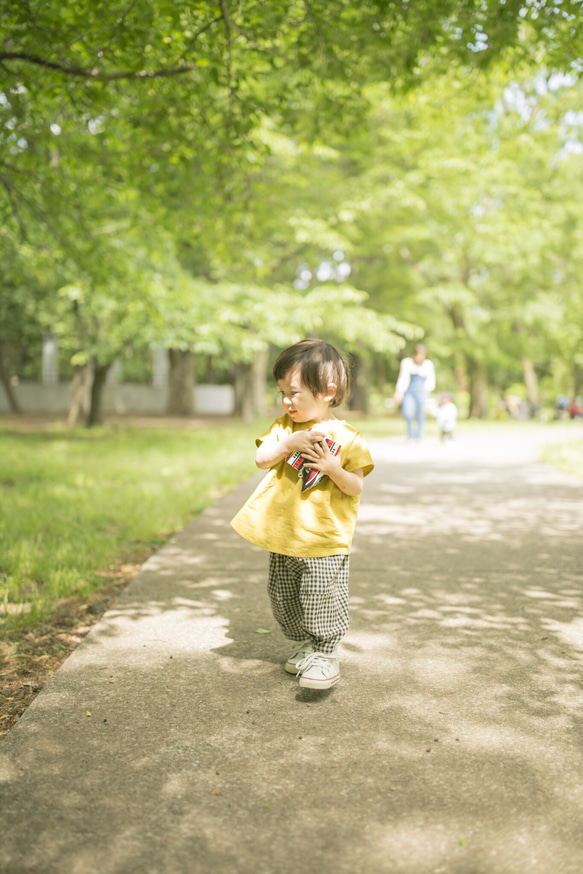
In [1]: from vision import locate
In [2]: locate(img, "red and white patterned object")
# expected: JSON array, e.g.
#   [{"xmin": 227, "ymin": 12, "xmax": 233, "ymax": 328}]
[{"xmin": 286, "ymin": 436, "xmax": 341, "ymax": 492}]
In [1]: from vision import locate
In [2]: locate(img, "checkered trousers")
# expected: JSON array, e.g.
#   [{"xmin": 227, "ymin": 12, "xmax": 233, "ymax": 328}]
[{"xmin": 268, "ymin": 553, "xmax": 350, "ymax": 654}]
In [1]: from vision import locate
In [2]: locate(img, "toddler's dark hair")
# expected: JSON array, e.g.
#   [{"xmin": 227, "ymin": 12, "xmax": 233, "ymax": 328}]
[{"xmin": 272, "ymin": 339, "xmax": 350, "ymax": 408}]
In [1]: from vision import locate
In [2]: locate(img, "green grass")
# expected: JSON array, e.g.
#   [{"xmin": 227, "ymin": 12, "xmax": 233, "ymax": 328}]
[
  {"xmin": 539, "ymin": 438, "xmax": 583, "ymax": 480},
  {"xmin": 349, "ymin": 416, "xmax": 408, "ymax": 438},
  {"xmin": 0, "ymin": 420, "xmax": 269, "ymax": 634}
]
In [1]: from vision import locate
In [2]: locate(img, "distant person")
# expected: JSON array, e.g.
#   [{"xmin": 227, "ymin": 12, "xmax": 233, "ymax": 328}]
[
  {"xmin": 557, "ymin": 394, "xmax": 570, "ymax": 411},
  {"xmin": 230, "ymin": 339, "xmax": 374, "ymax": 690},
  {"xmin": 505, "ymin": 394, "xmax": 522, "ymax": 419},
  {"xmin": 570, "ymin": 397, "xmax": 583, "ymax": 419},
  {"xmin": 555, "ymin": 395, "xmax": 570, "ymax": 420},
  {"xmin": 434, "ymin": 393, "xmax": 458, "ymax": 441},
  {"xmin": 393, "ymin": 343, "xmax": 436, "ymax": 440}
]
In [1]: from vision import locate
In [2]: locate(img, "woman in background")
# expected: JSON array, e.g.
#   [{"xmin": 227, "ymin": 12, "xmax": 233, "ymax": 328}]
[{"xmin": 393, "ymin": 344, "xmax": 436, "ymax": 440}]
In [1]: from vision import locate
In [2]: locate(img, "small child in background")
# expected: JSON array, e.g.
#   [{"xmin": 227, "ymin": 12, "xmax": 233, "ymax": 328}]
[
  {"xmin": 435, "ymin": 393, "xmax": 458, "ymax": 441},
  {"xmin": 230, "ymin": 338, "xmax": 374, "ymax": 690}
]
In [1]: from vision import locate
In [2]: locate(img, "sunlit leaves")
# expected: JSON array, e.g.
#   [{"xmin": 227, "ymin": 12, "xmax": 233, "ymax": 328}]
[{"xmin": 1, "ymin": 1, "xmax": 582, "ymax": 410}]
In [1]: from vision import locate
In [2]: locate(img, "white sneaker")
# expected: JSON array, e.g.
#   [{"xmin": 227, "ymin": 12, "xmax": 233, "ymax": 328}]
[
  {"xmin": 296, "ymin": 652, "xmax": 340, "ymax": 689},
  {"xmin": 284, "ymin": 640, "xmax": 314, "ymax": 674}
]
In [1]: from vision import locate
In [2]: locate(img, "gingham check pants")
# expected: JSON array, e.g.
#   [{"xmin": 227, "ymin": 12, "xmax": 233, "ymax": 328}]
[{"xmin": 268, "ymin": 553, "xmax": 350, "ymax": 654}]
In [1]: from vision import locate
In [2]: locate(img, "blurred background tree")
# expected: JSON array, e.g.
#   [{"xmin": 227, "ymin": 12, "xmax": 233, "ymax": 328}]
[{"xmin": 1, "ymin": 0, "xmax": 581, "ymax": 421}]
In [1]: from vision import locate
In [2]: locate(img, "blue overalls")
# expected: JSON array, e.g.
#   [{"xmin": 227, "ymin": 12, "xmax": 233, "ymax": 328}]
[{"xmin": 401, "ymin": 373, "xmax": 427, "ymax": 439}]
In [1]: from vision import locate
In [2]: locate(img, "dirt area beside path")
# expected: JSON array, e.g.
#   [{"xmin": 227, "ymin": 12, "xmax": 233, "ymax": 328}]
[{"xmin": 0, "ymin": 561, "xmax": 145, "ymax": 740}]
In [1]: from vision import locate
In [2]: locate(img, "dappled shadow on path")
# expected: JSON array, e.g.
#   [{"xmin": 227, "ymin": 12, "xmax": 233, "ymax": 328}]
[{"xmin": 1, "ymin": 450, "xmax": 583, "ymax": 874}]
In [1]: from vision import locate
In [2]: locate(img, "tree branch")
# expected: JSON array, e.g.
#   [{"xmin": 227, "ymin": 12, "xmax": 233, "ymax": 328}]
[
  {"xmin": 0, "ymin": 51, "xmax": 197, "ymax": 80},
  {"xmin": 178, "ymin": 15, "xmax": 224, "ymax": 61}
]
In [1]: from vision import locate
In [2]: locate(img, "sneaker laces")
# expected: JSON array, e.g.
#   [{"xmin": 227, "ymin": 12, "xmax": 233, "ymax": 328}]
[
  {"xmin": 288, "ymin": 640, "xmax": 312, "ymax": 660},
  {"xmin": 295, "ymin": 652, "xmax": 338, "ymax": 677}
]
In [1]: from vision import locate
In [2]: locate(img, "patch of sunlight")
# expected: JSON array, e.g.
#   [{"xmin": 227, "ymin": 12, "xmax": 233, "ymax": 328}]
[
  {"xmin": 215, "ymin": 656, "xmax": 278, "ymax": 675},
  {"xmin": 440, "ymin": 614, "xmax": 527, "ymax": 630},
  {"xmin": 95, "ymin": 605, "xmax": 230, "ymax": 654},
  {"xmin": 371, "ymin": 818, "xmax": 575, "ymax": 874},
  {"xmin": 525, "ymin": 588, "xmax": 580, "ymax": 609},
  {"xmin": 543, "ymin": 617, "xmax": 583, "ymax": 652},
  {"xmin": 148, "ymin": 551, "xmax": 207, "ymax": 570},
  {"xmin": 344, "ymin": 630, "xmax": 395, "ymax": 652},
  {"xmin": 211, "ymin": 589, "xmax": 234, "ymax": 600},
  {"xmin": 373, "ymin": 594, "xmax": 409, "ymax": 606}
]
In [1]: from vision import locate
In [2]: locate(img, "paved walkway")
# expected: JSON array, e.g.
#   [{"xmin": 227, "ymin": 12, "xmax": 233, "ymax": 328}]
[{"xmin": 1, "ymin": 427, "xmax": 583, "ymax": 874}]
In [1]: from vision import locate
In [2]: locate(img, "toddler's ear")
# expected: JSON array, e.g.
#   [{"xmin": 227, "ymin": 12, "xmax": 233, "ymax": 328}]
[{"xmin": 324, "ymin": 382, "xmax": 337, "ymax": 402}]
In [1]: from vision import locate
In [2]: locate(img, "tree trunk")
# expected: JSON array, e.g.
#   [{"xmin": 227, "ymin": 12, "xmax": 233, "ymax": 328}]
[
  {"xmin": 233, "ymin": 349, "xmax": 269, "ymax": 421},
  {"xmin": 467, "ymin": 358, "xmax": 488, "ymax": 418},
  {"xmin": 234, "ymin": 362, "xmax": 254, "ymax": 421},
  {"xmin": 166, "ymin": 349, "xmax": 196, "ymax": 416},
  {"xmin": 67, "ymin": 362, "xmax": 93, "ymax": 426},
  {"xmin": 522, "ymin": 356, "xmax": 539, "ymax": 407},
  {"xmin": 251, "ymin": 346, "xmax": 268, "ymax": 417},
  {"xmin": 454, "ymin": 352, "xmax": 468, "ymax": 393},
  {"xmin": 0, "ymin": 344, "xmax": 22, "ymax": 413},
  {"xmin": 86, "ymin": 358, "xmax": 112, "ymax": 427},
  {"xmin": 348, "ymin": 353, "xmax": 370, "ymax": 415},
  {"xmin": 205, "ymin": 355, "xmax": 216, "ymax": 384},
  {"xmin": 376, "ymin": 356, "xmax": 386, "ymax": 394}
]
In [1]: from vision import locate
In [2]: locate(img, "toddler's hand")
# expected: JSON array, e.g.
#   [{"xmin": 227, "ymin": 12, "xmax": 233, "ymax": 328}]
[
  {"xmin": 288, "ymin": 430, "xmax": 326, "ymax": 455},
  {"xmin": 301, "ymin": 437, "xmax": 342, "ymax": 476}
]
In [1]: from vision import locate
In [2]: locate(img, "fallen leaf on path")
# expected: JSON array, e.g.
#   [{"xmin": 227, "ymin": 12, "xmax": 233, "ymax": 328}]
[
  {"xmin": 254, "ymin": 628, "xmax": 271, "ymax": 634},
  {"xmin": 211, "ymin": 787, "xmax": 222, "ymax": 796},
  {"xmin": 85, "ymin": 710, "xmax": 91, "ymax": 717}
]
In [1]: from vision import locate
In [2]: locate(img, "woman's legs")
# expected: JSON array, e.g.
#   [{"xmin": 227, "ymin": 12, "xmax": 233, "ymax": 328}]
[
  {"xmin": 416, "ymin": 392, "xmax": 426, "ymax": 438},
  {"xmin": 402, "ymin": 389, "xmax": 426, "ymax": 438},
  {"xmin": 401, "ymin": 392, "xmax": 417, "ymax": 438}
]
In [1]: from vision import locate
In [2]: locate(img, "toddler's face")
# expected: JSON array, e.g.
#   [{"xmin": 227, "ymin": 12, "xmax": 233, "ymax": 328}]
[{"xmin": 277, "ymin": 369, "xmax": 331, "ymax": 424}]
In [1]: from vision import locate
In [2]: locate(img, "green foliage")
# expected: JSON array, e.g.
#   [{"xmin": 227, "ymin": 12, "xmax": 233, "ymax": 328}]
[
  {"xmin": 1, "ymin": 2, "xmax": 582, "ymax": 413},
  {"xmin": 288, "ymin": 66, "xmax": 583, "ymax": 404},
  {"xmin": 0, "ymin": 420, "xmax": 266, "ymax": 632}
]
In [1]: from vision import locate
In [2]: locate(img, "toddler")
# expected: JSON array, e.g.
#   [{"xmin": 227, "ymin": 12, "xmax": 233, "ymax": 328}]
[
  {"xmin": 230, "ymin": 339, "xmax": 374, "ymax": 689},
  {"xmin": 435, "ymin": 393, "xmax": 458, "ymax": 440}
]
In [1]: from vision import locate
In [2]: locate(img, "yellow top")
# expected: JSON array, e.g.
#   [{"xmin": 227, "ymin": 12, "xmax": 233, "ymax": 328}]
[{"xmin": 230, "ymin": 415, "xmax": 374, "ymax": 557}]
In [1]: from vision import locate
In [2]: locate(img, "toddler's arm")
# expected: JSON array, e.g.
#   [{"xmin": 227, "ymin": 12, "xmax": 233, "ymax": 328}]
[
  {"xmin": 256, "ymin": 429, "xmax": 326, "ymax": 470},
  {"xmin": 328, "ymin": 464, "xmax": 364, "ymax": 497}
]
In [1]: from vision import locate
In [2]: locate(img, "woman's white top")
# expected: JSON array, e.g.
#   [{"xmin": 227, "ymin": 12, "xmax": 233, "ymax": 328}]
[{"xmin": 395, "ymin": 357, "xmax": 436, "ymax": 394}]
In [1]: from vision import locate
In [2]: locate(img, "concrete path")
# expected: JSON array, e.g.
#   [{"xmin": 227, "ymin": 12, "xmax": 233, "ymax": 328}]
[{"xmin": 1, "ymin": 427, "xmax": 583, "ymax": 874}]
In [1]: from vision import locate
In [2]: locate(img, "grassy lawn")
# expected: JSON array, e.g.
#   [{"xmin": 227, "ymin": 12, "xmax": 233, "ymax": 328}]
[
  {"xmin": 0, "ymin": 419, "xmax": 271, "ymax": 634},
  {"xmin": 539, "ymin": 438, "xmax": 583, "ymax": 480}
]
